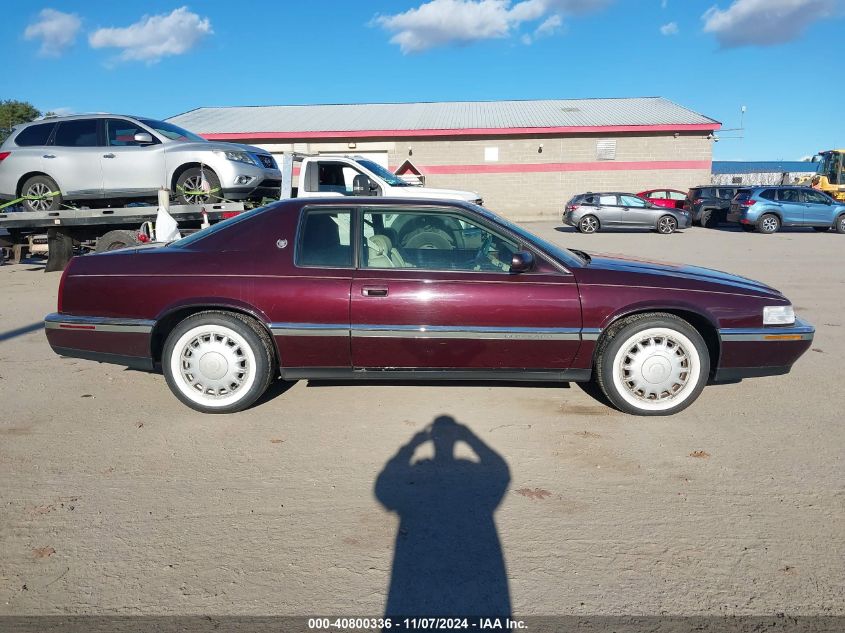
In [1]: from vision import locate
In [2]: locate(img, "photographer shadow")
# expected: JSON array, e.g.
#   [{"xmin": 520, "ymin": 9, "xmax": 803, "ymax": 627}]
[{"xmin": 375, "ymin": 415, "xmax": 511, "ymax": 618}]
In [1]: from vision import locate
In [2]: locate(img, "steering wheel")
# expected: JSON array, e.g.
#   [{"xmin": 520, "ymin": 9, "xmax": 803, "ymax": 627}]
[{"xmin": 474, "ymin": 233, "xmax": 493, "ymax": 266}]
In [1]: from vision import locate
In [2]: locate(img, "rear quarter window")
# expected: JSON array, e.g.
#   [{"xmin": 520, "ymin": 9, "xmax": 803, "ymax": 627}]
[
  {"xmin": 14, "ymin": 122, "xmax": 56, "ymax": 147},
  {"xmin": 759, "ymin": 189, "xmax": 776, "ymax": 201}
]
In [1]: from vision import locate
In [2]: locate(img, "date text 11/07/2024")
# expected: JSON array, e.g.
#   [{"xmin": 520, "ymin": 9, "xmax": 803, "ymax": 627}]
[{"xmin": 307, "ymin": 617, "xmax": 527, "ymax": 630}]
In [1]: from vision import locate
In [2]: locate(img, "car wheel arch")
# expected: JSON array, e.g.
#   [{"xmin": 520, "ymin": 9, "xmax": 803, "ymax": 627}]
[
  {"xmin": 150, "ymin": 302, "xmax": 279, "ymax": 367},
  {"xmin": 170, "ymin": 162, "xmax": 216, "ymax": 193},
  {"xmin": 592, "ymin": 305, "xmax": 721, "ymax": 377},
  {"xmin": 17, "ymin": 171, "xmax": 59, "ymax": 197}
]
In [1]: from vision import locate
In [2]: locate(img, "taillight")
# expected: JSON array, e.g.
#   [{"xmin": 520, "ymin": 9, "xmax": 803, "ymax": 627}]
[
  {"xmin": 0, "ymin": 151, "xmax": 10, "ymax": 163},
  {"xmin": 741, "ymin": 198, "xmax": 756, "ymax": 207},
  {"xmin": 693, "ymin": 198, "xmax": 703, "ymax": 204}
]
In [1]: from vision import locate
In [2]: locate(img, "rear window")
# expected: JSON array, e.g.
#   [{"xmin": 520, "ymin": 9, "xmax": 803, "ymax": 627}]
[
  {"xmin": 759, "ymin": 189, "xmax": 776, "ymax": 201},
  {"xmin": 734, "ymin": 189, "xmax": 752, "ymax": 200},
  {"xmin": 716, "ymin": 188, "xmax": 736, "ymax": 199},
  {"xmin": 15, "ymin": 122, "xmax": 56, "ymax": 147},
  {"xmin": 54, "ymin": 119, "xmax": 99, "ymax": 147}
]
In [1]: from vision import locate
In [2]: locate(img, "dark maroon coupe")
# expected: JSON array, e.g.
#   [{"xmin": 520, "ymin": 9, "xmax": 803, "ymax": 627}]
[{"xmin": 45, "ymin": 198, "xmax": 814, "ymax": 415}]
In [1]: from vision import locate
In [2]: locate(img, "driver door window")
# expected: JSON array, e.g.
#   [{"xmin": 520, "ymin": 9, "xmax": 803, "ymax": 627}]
[{"xmin": 361, "ymin": 210, "xmax": 518, "ymax": 273}]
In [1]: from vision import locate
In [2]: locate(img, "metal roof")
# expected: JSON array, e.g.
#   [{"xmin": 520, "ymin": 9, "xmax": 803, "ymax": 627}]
[
  {"xmin": 167, "ymin": 98, "xmax": 719, "ymax": 136},
  {"xmin": 712, "ymin": 161, "xmax": 818, "ymax": 174}
]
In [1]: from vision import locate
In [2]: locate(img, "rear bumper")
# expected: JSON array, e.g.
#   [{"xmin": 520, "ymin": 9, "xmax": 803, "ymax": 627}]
[
  {"xmin": 714, "ymin": 318, "xmax": 814, "ymax": 381},
  {"xmin": 44, "ymin": 313, "xmax": 154, "ymax": 369}
]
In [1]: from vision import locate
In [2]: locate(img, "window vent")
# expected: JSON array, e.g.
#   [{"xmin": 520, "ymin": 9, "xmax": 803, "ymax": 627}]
[{"xmin": 596, "ymin": 139, "xmax": 616, "ymax": 160}]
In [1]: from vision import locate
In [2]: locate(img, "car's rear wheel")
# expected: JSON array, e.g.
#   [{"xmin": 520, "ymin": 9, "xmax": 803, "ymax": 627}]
[
  {"xmin": 835, "ymin": 215, "xmax": 845, "ymax": 234},
  {"xmin": 657, "ymin": 215, "xmax": 678, "ymax": 234},
  {"xmin": 698, "ymin": 209, "xmax": 712, "ymax": 227},
  {"xmin": 578, "ymin": 215, "xmax": 600, "ymax": 234},
  {"xmin": 595, "ymin": 313, "xmax": 709, "ymax": 416},
  {"xmin": 21, "ymin": 175, "xmax": 63, "ymax": 213},
  {"xmin": 174, "ymin": 167, "xmax": 223, "ymax": 205},
  {"xmin": 757, "ymin": 213, "xmax": 780, "ymax": 234},
  {"xmin": 162, "ymin": 311, "xmax": 275, "ymax": 414}
]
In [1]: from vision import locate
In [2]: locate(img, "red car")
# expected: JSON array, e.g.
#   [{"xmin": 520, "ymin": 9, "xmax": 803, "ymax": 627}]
[
  {"xmin": 638, "ymin": 189, "xmax": 688, "ymax": 209},
  {"xmin": 45, "ymin": 198, "xmax": 814, "ymax": 416}
]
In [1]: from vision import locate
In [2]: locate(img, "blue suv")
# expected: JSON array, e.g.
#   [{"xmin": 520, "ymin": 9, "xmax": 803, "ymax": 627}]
[{"xmin": 727, "ymin": 186, "xmax": 845, "ymax": 234}]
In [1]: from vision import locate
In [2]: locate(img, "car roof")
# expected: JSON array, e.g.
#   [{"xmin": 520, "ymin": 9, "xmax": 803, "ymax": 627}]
[
  {"xmin": 15, "ymin": 113, "xmax": 149, "ymax": 127},
  {"xmin": 289, "ymin": 196, "xmax": 478, "ymax": 209}
]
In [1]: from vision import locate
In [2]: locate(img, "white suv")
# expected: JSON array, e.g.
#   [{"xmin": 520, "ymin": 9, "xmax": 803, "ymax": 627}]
[{"xmin": 0, "ymin": 114, "xmax": 282, "ymax": 211}]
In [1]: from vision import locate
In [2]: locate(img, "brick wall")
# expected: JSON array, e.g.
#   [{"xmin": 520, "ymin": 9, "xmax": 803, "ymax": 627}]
[{"xmin": 251, "ymin": 131, "xmax": 713, "ymax": 221}]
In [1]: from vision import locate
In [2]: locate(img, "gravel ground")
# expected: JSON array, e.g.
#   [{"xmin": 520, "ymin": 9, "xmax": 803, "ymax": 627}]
[{"xmin": 0, "ymin": 222, "xmax": 843, "ymax": 621}]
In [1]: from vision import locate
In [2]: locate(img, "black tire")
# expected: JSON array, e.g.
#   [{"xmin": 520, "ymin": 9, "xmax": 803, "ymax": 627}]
[
  {"xmin": 95, "ymin": 229, "xmax": 140, "ymax": 253},
  {"xmin": 657, "ymin": 215, "xmax": 678, "ymax": 234},
  {"xmin": 698, "ymin": 209, "xmax": 712, "ymax": 228},
  {"xmin": 812, "ymin": 226, "xmax": 830, "ymax": 232},
  {"xmin": 594, "ymin": 312, "xmax": 710, "ymax": 416},
  {"xmin": 835, "ymin": 215, "xmax": 845, "ymax": 234},
  {"xmin": 162, "ymin": 311, "xmax": 275, "ymax": 414},
  {"xmin": 757, "ymin": 213, "xmax": 780, "ymax": 234},
  {"xmin": 578, "ymin": 215, "xmax": 600, "ymax": 234},
  {"xmin": 401, "ymin": 227, "xmax": 454, "ymax": 250},
  {"xmin": 174, "ymin": 167, "xmax": 223, "ymax": 205},
  {"xmin": 21, "ymin": 175, "xmax": 63, "ymax": 213}
]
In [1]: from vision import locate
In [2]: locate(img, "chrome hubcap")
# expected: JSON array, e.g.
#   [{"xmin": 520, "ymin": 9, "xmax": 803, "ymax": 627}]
[
  {"xmin": 27, "ymin": 182, "xmax": 53, "ymax": 211},
  {"xmin": 179, "ymin": 330, "xmax": 250, "ymax": 398},
  {"xmin": 659, "ymin": 217, "xmax": 676, "ymax": 233},
  {"xmin": 618, "ymin": 333, "xmax": 691, "ymax": 402},
  {"xmin": 182, "ymin": 175, "xmax": 213, "ymax": 203},
  {"xmin": 581, "ymin": 217, "xmax": 598, "ymax": 232},
  {"xmin": 762, "ymin": 216, "xmax": 778, "ymax": 232}
]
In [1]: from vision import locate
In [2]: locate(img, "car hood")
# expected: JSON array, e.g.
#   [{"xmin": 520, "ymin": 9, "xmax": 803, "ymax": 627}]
[
  {"xmin": 167, "ymin": 140, "xmax": 271, "ymax": 155},
  {"xmin": 403, "ymin": 187, "xmax": 480, "ymax": 202},
  {"xmin": 583, "ymin": 252, "xmax": 783, "ymax": 297}
]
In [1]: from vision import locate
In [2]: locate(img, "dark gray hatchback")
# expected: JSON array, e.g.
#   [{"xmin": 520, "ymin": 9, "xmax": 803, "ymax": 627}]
[{"xmin": 563, "ymin": 192, "xmax": 692, "ymax": 234}]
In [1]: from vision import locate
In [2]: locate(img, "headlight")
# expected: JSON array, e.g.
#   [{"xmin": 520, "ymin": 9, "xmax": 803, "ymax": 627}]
[
  {"xmin": 763, "ymin": 305, "xmax": 795, "ymax": 325},
  {"xmin": 216, "ymin": 150, "xmax": 257, "ymax": 166}
]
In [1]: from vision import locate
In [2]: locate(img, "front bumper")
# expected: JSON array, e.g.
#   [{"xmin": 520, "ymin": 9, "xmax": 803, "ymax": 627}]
[{"xmin": 713, "ymin": 317, "xmax": 814, "ymax": 381}]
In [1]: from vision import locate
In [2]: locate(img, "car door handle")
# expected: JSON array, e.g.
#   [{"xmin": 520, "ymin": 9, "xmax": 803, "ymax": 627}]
[
  {"xmin": 103, "ymin": 153, "xmax": 115, "ymax": 159},
  {"xmin": 362, "ymin": 286, "xmax": 388, "ymax": 297},
  {"xmin": 43, "ymin": 154, "xmax": 55, "ymax": 159}
]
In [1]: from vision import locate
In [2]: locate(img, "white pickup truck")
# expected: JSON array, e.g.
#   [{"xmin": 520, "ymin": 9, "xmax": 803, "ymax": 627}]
[{"xmin": 284, "ymin": 154, "xmax": 482, "ymax": 205}]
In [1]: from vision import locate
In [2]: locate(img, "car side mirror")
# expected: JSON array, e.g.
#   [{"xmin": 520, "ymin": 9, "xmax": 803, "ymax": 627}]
[
  {"xmin": 134, "ymin": 132, "xmax": 154, "ymax": 144},
  {"xmin": 510, "ymin": 251, "xmax": 535, "ymax": 273},
  {"xmin": 353, "ymin": 174, "xmax": 373, "ymax": 196}
]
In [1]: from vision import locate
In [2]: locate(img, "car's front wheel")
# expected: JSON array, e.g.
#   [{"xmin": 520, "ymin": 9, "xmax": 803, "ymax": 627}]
[
  {"xmin": 835, "ymin": 215, "xmax": 845, "ymax": 234},
  {"xmin": 595, "ymin": 313, "xmax": 710, "ymax": 416},
  {"xmin": 657, "ymin": 215, "xmax": 678, "ymax": 234},
  {"xmin": 578, "ymin": 215, "xmax": 600, "ymax": 234},
  {"xmin": 162, "ymin": 311, "xmax": 275, "ymax": 413},
  {"xmin": 174, "ymin": 167, "xmax": 223, "ymax": 205}
]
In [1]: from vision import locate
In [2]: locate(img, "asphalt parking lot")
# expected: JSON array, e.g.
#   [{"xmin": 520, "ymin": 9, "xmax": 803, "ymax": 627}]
[{"xmin": 0, "ymin": 222, "xmax": 843, "ymax": 620}]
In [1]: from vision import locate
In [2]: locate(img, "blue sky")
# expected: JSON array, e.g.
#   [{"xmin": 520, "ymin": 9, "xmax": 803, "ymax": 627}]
[{"xmin": 4, "ymin": 0, "xmax": 843, "ymax": 160}]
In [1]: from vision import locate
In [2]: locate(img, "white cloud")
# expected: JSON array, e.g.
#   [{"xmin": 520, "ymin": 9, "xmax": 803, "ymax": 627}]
[
  {"xmin": 375, "ymin": 0, "xmax": 608, "ymax": 53},
  {"xmin": 660, "ymin": 21, "xmax": 679, "ymax": 35},
  {"xmin": 24, "ymin": 9, "xmax": 82, "ymax": 57},
  {"xmin": 702, "ymin": 0, "xmax": 836, "ymax": 48},
  {"xmin": 88, "ymin": 7, "xmax": 213, "ymax": 63}
]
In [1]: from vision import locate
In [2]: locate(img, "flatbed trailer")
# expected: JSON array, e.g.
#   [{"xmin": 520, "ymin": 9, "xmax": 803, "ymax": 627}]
[{"xmin": 0, "ymin": 201, "xmax": 246, "ymax": 271}]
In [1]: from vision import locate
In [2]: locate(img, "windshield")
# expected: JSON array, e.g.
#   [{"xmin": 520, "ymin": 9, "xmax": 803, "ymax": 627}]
[
  {"xmin": 356, "ymin": 158, "xmax": 414, "ymax": 187},
  {"xmin": 816, "ymin": 152, "xmax": 842, "ymax": 185},
  {"xmin": 139, "ymin": 119, "xmax": 206, "ymax": 142},
  {"xmin": 473, "ymin": 205, "xmax": 585, "ymax": 268}
]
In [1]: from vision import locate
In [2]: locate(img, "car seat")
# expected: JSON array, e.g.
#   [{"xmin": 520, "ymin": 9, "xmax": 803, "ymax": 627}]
[{"xmin": 367, "ymin": 235, "xmax": 409, "ymax": 268}]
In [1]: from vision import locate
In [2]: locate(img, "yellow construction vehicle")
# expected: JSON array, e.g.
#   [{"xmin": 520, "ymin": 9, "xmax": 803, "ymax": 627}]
[{"xmin": 811, "ymin": 150, "xmax": 845, "ymax": 201}]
